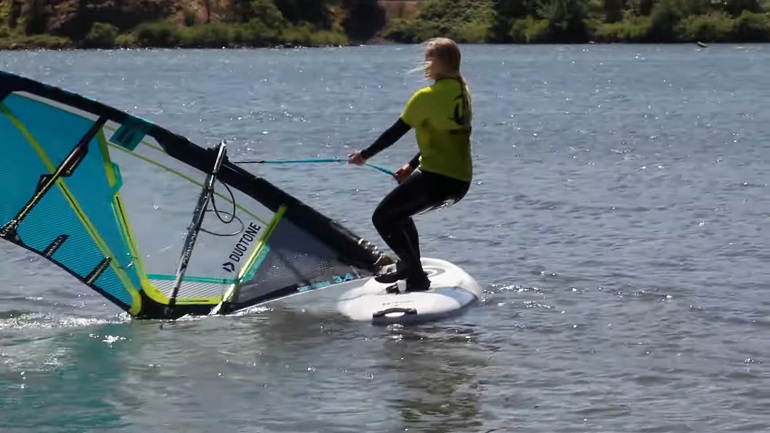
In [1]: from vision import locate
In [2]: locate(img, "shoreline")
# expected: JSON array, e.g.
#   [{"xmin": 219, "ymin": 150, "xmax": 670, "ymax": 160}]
[
  {"xmin": 0, "ymin": 41, "xmax": 749, "ymax": 53},
  {"xmin": 0, "ymin": 37, "xmax": 765, "ymax": 52},
  {"xmin": 0, "ymin": 38, "xmax": 759, "ymax": 52},
  {"xmin": 2, "ymin": 17, "xmax": 768, "ymax": 51}
]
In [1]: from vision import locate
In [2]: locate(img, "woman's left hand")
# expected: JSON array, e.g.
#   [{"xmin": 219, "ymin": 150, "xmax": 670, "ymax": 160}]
[
  {"xmin": 348, "ymin": 150, "xmax": 366, "ymax": 166},
  {"xmin": 393, "ymin": 164, "xmax": 414, "ymax": 183}
]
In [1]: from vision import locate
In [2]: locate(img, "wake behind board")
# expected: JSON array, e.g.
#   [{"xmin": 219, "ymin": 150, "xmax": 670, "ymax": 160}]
[{"xmin": 336, "ymin": 257, "xmax": 482, "ymax": 325}]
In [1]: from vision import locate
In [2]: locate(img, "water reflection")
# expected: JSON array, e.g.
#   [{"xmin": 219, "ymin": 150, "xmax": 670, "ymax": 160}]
[{"xmin": 382, "ymin": 324, "xmax": 489, "ymax": 433}]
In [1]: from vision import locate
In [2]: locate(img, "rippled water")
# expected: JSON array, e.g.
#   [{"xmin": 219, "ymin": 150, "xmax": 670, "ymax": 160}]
[{"xmin": 0, "ymin": 44, "xmax": 768, "ymax": 432}]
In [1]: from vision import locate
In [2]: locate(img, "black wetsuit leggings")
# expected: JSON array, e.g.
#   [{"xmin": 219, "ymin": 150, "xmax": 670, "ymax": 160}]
[{"xmin": 372, "ymin": 169, "xmax": 470, "ymax": 279}]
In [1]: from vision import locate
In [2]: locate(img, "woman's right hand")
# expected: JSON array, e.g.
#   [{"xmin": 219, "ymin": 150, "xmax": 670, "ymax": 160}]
[
  {"xmin": 393, "ymin": 164, "xmax": 414, "ymax": 183},
  {"xmin": 348, "ymin": 150, "xmax": 366, "ymax": 166}
]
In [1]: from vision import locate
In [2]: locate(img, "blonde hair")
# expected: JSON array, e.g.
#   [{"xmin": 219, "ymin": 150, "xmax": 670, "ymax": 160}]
[
  {"xmin": 423, "ymin": 38, "xmax": 462, "ymax": 80},
  {"xmin": 416, "ymin": 37, "xmax": 472, "ymax": 123}
]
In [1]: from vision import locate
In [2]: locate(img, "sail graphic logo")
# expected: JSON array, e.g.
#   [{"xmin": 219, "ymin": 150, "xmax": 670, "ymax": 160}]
[
  {"xmin": 222, "ymin": 222, "xmax": 261, "ymax": 272},
  {"xmin": 296, "ymin": 273, "xmax": 356, "ymax": 293}
]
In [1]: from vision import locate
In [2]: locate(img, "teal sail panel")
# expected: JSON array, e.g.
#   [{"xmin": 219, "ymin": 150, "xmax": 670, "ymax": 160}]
[{"xmin": 0, "ymin": 93, "xmax": 141, "ymax": 310}]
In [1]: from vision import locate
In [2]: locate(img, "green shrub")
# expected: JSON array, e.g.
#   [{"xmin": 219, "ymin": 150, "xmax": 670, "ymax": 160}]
[
  {"xmin": 83, "ymin": 22, "xmax": 119, "ymax": 48},
  {"xmin": 133, "ymin": 21, "xmax": 180, "ymax": 47},
  {"xmin": 382, "ymin": 0, "xmax": 495, "ymax": 42},
  {"xmin": 593, "ymin": 16, "xmax": 651, "ymax": 41},
  {"xmin": 509, "ymin": 16, "xmax": 552, "ymax": 42},
  {"xmin": 178, "ymin": 22, "xmax": 233, "ymax": 48},
  {"xmin": 0, "ymin": 34, "xmax": 72, "ymax": 50},
  {"xmin": 680, "ymin": 11, "xmax": 734, "ymax": 41},
  {"xmin": 647, "ymin": 0, "xmax": 684, "ymax": 42},
  {"xmin": 730, "ymin": 10, "xmax": 770, "ymax": 40},
  {"xmin": 115, "ymin": 33, "xmax": 137, "ymax": 48}
]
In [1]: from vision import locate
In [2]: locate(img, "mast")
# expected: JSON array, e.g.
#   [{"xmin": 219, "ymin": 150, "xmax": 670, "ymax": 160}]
[{"xmin": 165, "ymin": 139, "xmax": 228, "ymax": 315}]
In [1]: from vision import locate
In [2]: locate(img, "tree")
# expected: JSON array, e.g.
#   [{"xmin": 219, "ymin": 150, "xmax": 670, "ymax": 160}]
[
  {"xmin": 274, "ymin": 0, "xmax": 334, "ymax": 29},
  {"xmin": 341, "ymin": 0, "xmax": 387, "ymax": 41},
  {"xmin": 491, "ymin": 0, "xmax": 537, "ymax": 41},
  {"xmin": 603, "ymin": 0, "xmax": 625, "ymax": 22},
  {"xmin": 8, "ymin": 0, "xmax": 22, "ymax": 28},
  {"xmin": 204, "ymin": 0, "xmax": 214, "ymax": 24},
  {"xmin": 228, "ymin": 0, "xmax": 286, "ymax": 25},
  {"xmin": 21, "ymin": 0, "xmax": 49, "ymax": 34}
]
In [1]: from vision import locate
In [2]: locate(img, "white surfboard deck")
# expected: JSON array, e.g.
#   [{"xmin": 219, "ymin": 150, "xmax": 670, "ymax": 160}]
[{"xmin": 336, "ymin": 257, "xmax": 482, "ymax": 325}]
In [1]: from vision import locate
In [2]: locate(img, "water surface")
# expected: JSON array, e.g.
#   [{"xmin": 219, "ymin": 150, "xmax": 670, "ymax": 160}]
[{"xmin": 0, "ymin": 44, "xmax": 768, "ymax": 432}]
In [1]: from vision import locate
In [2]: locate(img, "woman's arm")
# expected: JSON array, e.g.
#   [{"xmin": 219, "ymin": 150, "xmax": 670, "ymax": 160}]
[{"xmin": 360, "ymin": 118, "xmax": 412, "ymax": 160}]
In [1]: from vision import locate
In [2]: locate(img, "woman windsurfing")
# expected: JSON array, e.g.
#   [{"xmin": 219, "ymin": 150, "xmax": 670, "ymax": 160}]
[{"xmin": 348, "ymin": 37, "xmax": 474, "ymax": 294}]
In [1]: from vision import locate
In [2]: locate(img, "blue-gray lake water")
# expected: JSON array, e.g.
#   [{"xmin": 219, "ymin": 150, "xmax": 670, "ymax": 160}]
[{"xmin": 0, "ymin": 44, "xmax": 769, "ymax": 432}]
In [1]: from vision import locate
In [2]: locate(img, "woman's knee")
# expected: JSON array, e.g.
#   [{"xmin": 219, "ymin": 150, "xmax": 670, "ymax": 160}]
[
  {"xmin": 372, "ymin": 177, "xmax": 426, "ymax": 230},
  {"xmin": 372, "ymin": 200, "xmax": 408, "ymax": 232},
  {"xmin": 372, "ymin": 205, "xmax": 390, "ymax": 232}
]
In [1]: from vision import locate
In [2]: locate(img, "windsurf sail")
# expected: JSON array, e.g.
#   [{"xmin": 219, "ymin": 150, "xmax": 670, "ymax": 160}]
[{"xmin": 0, "ymin": 71, "xmax": 392, "ymax": 320}]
